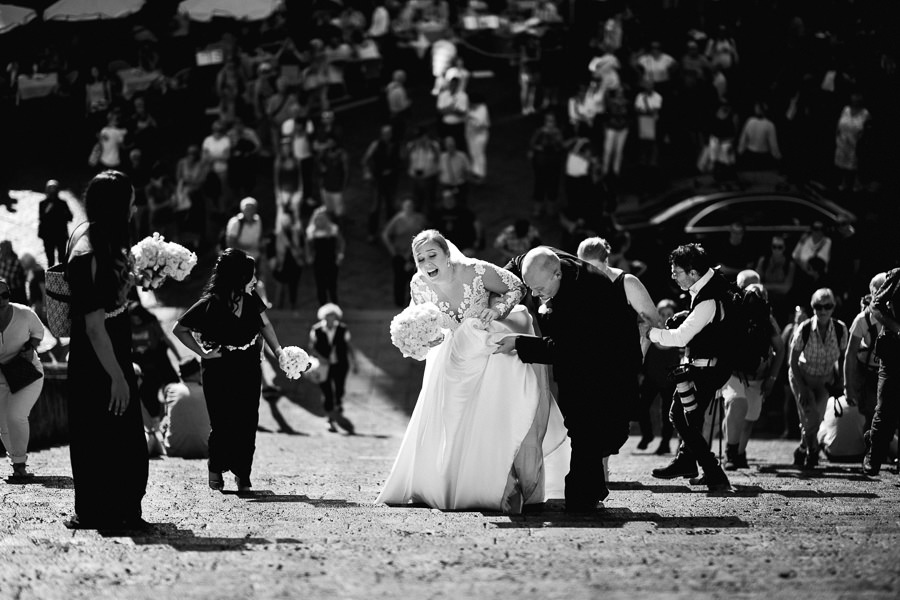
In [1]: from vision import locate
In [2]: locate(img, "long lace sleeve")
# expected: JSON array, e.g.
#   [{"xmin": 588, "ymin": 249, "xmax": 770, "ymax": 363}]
[
  {"xmin": 481, "ymin": 261, "xmax": 524, "ymax": 319},
  {"xmin": 409, "ymin": 273, "xmax": 431, "ymax": 306}
]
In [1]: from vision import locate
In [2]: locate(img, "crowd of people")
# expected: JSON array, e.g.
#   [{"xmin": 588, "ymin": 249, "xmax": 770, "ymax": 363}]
[{"xmin": 1, "ymin": 1, "xmax": 899, "ymax": 521}]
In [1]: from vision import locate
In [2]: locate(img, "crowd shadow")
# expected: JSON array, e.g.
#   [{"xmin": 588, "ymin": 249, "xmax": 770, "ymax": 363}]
[
  {"xmin": 4, "ymin": 475, "xmax": 73, "ymax": 489},
  {"xmin": 756, "ymin": 464, "xmax": 870, "ymax": 482},
  {"xmin": 98, "ymin": 523, "xmax": 303, "ymax": 551},
  {"xmin": 222, "ymin": 490, "xmax": 362, "ymax": 508},
  {"xmin": 607, "ymin": 480, "xmax": 877, "ymax": 499},
  {"xmin": 489, "ymin": 506, "xmax": 750, "ymax": 529}
]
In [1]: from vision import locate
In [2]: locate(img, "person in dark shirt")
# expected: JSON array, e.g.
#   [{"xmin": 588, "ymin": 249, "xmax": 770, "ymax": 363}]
[
  {"xmin": 431, "ymin": 189, "xmax": 483, "ymax": 256},
  {"xmin": 715, "ymin": 221, "xmax": 755, "ymax": 280},
  {"xmin": 37, "ymin": 180, "xmax": 73, "ymax": 266}
]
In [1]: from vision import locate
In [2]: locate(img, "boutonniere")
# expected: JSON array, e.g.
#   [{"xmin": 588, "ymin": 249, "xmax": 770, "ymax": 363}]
[{"xmin": 538, "ymin": 301, "xmax": 553, "ymax": 315}]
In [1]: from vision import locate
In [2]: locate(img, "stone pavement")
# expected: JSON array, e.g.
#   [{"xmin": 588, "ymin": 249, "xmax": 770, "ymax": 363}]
[{"xmin": 2, "ymin": 304, "xmax": 900, "ymax": 600}]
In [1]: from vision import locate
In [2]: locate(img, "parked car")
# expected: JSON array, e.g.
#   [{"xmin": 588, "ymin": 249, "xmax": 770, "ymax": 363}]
[{"xmin": 614, "ymin": 182, "xmax": 856, "ymax": 300}]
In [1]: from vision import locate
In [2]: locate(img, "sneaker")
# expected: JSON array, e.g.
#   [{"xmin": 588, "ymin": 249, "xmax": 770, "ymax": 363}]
[
  {"xmin": 862, "ymin": 453, "xmax": 880, "ymax": 476},
  {"xmin": 637, "ymin": 435, "xmax": 654, "ymax": 451},
  {"xmin": 235, "ymin": 476, "xmax": 252, "ymax": 493},
  {"xmin": 651, "ymin": 456, "xmax": 699, "ymax": 480},
  {"xmin": 10, "ymin": 463, "xmax": 33, "ymax": 480}
]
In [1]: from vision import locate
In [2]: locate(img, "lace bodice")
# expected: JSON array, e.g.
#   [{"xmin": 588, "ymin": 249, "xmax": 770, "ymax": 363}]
[{"xmin": 410, "ymin": 260, "xmax": 523, "ymax": 329}]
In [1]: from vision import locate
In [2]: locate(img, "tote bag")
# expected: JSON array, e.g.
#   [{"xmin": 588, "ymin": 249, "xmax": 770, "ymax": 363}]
[{"xmin": 44, "ymin": 224, "xmax": 90, "ymax": 338}]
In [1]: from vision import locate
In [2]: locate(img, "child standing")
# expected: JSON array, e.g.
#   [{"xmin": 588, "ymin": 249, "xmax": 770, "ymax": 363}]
[{"xmin": 309, "ymin": 303, "xmax": 358, "ymax": 434}]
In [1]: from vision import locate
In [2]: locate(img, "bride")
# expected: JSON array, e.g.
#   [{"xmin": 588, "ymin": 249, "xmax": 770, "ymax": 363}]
[{"xmin": 376, "ymin": 229, "xmax": 568, "ymax": 513}]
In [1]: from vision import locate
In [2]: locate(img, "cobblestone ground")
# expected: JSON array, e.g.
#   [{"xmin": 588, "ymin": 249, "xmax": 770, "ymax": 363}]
[{"xmin": 2, "ymin": 310, "xmax": 899, "ymax": 600}]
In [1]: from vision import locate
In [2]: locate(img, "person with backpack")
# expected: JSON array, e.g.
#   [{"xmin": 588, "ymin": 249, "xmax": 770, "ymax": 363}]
[
  {"xmin": 720, "ymin": 282, "xmax": 785, "ymax": 470},
  {"xmin": 845, "ymin": 272, "xmax": 887, "ymax": 431},
  {"xmin": 862, "ymin": 267, "xmax": 900, "ymax": 476},
  {"xmin": 788, "ymin": 288, "xmax": 848, "ymax": 469},
  {"xmin": 645, "ymin": 244, "xmax": 733, "ymax": 491}
]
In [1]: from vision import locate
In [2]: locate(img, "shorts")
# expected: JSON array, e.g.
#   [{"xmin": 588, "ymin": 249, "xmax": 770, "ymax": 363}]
[{"xmin": 721, "ymin": 375, "xmax": 764, "ymax": 422}]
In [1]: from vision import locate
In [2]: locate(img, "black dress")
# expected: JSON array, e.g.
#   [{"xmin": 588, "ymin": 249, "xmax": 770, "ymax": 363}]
[
  {"xmin": 67, "ymin": 251, "xmax": 148, "ymax": 527},
  {"xmin": 177, "ymin": 291, "xmax": 266, "ymax": 486}
]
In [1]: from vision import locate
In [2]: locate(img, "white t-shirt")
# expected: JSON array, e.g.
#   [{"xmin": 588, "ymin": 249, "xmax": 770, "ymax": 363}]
[
  {"xmin": 99, "ymin": 126, "xmax": 127, "ymax": 167},
  {"xmin": 202, "ymin": 134, "xmax": 232, "ymax": 173},
  {"xmin": 638, "ymin": 53, "xmax": 675, "ymax": 83},
  {"xmin": 226, "ymin": 215, "xmax": 262, "ymax": 258},
  {"xmin": 0, "ymin": 303, "xmax": 44, "ymax": 374}
]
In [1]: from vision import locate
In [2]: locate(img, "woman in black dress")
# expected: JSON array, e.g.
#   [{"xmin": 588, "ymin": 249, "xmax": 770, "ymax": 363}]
[
  {"xmin": 66, "ymin": 170, "xmax": 149, "ymax": 530},
  {"xmin": 173, "ymin": 249, "xmax": 286, "ymax": 492}
]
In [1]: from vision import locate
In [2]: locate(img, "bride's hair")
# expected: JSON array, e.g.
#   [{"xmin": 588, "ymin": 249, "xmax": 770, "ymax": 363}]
[{"xmin": 411, "ymin": 229, "xmax": 449, "ymax": 256}]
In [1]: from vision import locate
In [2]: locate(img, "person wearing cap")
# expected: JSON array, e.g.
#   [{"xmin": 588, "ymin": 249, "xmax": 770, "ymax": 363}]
[
  {"xmin": 225, "ymin": 197, "xmax": 269, "ymax": 305},
  {"xmin": 309, "ymin": 303, "xmax": 358, "ymax": 434},
  {"xmin": 160, "ymin": 358, "xmax": 211, "ymax": 459}
]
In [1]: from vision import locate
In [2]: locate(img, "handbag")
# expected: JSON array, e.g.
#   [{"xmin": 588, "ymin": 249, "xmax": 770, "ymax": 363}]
[
  {"xmin": 45, "ymin": 223, "xmax": 90, "ymax": 338},
  {"xmin": 565, "ymin": 140, "xmax": 590, "ymax": 177},
  {"xmin": 0, "ymin": 355, "xmax": 43, "ymax": 394}
]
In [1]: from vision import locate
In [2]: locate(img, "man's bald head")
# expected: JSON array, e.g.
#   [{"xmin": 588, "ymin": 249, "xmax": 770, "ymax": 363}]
[{"xmin": 522, "ymin": 247, "xmax": 562, "ymax": 303}]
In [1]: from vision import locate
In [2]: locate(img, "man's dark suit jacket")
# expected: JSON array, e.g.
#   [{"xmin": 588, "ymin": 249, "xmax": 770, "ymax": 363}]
[{"xmin": 505, "ymin": 249, "xmax": 640, "ymax": 452}]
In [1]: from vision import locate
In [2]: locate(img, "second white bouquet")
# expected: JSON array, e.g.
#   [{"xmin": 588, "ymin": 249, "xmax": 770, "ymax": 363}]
[{"xmin": 279, "ymin": 346, "xmax": 312, "ymax": 379}]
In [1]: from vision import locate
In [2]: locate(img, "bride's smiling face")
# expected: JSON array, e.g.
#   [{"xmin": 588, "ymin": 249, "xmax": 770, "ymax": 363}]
[{"xmin": 414, "ymin": 241, "xmax": 450, "ymax": 282}]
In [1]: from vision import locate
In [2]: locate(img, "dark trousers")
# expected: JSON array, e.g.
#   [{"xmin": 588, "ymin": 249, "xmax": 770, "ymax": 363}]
[
  {"xmin": 313, "ymin": 260, "xmax": 339, "ymax": 305},
  {"xmin": 556, "ymin": 380, "xmax": 629, "ymax": 507},
  {"xmin": 411, "ymin": 175, "xmax": 438, "ymax": 216},
  {"xmin": 320, "ymin": 362, "xmax": 349, "ymax": 413},
  {"xmin": 44, "ymin": 238, "xmax": 67, "ymax": 266},
  {"xmin": 391, "ymin": 255, "xmax": 413, "ymax": 307},
  {"xmin": 669, "ymin": 364, "xmax": 731, "ymax": 470},
  {"xmin": 201, "ymin": 350, "xmax": 262, "ymax": 485},
  {"xmin": 532, "ymin": 161, "xmax": 561, "ymax": 206},
  {"xmin": 368, "ymin": 175, "xmax": 397, "ymax": 236},
  {"xmin": 638, "ymin": 376, "xmax": 675, "ymax": 442},
  {"xmin": 869, "ymin": 358, "xmax": 899, "ymax": 461}
]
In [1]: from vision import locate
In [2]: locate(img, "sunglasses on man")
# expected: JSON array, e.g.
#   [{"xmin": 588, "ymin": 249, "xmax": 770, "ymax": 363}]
[{"xmin": 812, "ymin": 303, "xmax": 834, "ymax": 311}]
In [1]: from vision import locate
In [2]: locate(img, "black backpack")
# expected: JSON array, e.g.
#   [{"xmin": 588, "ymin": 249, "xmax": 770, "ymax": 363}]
[
  {"xmin": 798, "ymin": 317, "xmax": 847, "ymax": 352},
  {"xmin": 719, "ymin": 283, "xmax": 775, "ymax": 380}
]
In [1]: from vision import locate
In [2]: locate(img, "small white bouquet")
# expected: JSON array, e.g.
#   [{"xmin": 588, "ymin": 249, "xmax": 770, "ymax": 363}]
[
  {"xmin": 279, "ymin": 346, "xmax": 312, "ymax": 379},
  {"xmin": 131, "ymin": 232, "xmax": 198, "ymax": 289},
  {"xmin": 390, "ymin": 302, "xmax": 444, "ymax": 361}
]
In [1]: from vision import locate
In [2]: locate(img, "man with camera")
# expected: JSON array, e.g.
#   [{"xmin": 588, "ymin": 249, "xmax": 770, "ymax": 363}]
[
  {"xmin": 645, "ymin": 244, "xmax": 732, "ymax": 491},
  {"xmin": 863, "ymin": 267, "xmax": 900, "ymax": 476}
]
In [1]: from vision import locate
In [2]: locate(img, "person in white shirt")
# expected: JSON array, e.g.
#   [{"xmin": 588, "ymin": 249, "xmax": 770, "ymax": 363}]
[
  {"xmin": 644, "ymin": 244, "xmax": 733, "ymax": 491},
  {"xmin": 160, "ymin": 358, "xmax": 211, "ymax": 459},
  {"xmin": 98, "ymin": 111, "xmax": 127, "ymax": 169},
  {"xmin": 792, "ymin": 221, "xmax": 832, "ymax": 276},
  {"xmin": 225, "ymin": 197, "xmax": 269, "ymax": 305},
  {"xmin": 738, "ymin": 102, "xmax": 781, "ymax": 171},
  {"xmin": 634, "ymin": 79, "xmax": 663, "ymax": 169},
  {"xmin": 465, "ymin": 93, "xmax": 490, "ymax": 182},
  {"xmin": 436, "ymin": 76, "xmax": 469, "ymax": 153}
]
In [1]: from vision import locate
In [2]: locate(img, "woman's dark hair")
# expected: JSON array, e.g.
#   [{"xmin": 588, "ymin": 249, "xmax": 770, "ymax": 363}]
[
  {"xmin": 84, "ymin": 170, "xmax": 134, "ymax": 292},
  {"xmin": 85, "ymin": 170, "xmax": 134, "ymax": 254},
  {"xmin": 669, "ymin": 243, "xmax": 713, "ymax": 275},
  {"xmin": 202, "ymin": 248, "xmax": 256, "ymax": 305}
]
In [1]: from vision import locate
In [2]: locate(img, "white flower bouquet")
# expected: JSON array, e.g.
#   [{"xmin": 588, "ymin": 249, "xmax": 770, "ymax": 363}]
[
  {"xmin": 390, "ymin": 302, "xmax": 445, "ymax": 361},
  {"xmin": 279, "ymin": 346, "xmax": 312, "ymax": 379},
  {"xmin": 131, "ymin": 233, "xmax": 198, "ymax": 289}
]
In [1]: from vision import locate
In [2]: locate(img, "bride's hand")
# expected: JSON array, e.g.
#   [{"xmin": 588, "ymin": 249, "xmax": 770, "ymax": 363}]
[
  {"xmin": 427, "ymin": 334, "xmax": 444, "ymax": 348},
  {"xmin": 479, "ymin": 308, "xmax": 500, "ymax": 326}
]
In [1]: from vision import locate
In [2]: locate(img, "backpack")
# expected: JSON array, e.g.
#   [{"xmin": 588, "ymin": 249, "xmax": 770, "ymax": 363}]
[
  {"xmin": 799, "ymin": 317, "xmax": 847, "ymax": 352},
  {"xmin": 719, "ymin": 283, "xmax": 775, "ymax": 380}
]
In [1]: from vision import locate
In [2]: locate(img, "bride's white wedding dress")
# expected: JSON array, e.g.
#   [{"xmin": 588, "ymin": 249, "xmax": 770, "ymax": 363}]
[{"xmin": 377, "ymin": 260, "xmax": 569, "ymax": 511}]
